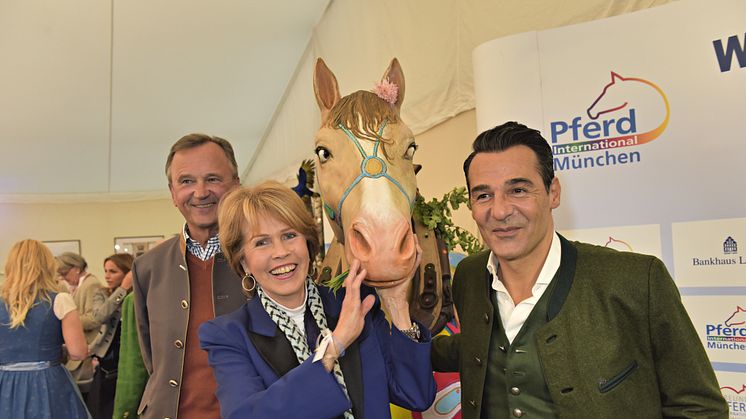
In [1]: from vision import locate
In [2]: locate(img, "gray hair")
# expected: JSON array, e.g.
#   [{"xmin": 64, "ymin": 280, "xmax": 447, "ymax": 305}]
[
  {"xmin": 56, "ymin": 252, "xmax": 87, "ymax": 271},
  {"xmin": 165, "ymin": 133, "xmax": 239, "ymax": 184}
]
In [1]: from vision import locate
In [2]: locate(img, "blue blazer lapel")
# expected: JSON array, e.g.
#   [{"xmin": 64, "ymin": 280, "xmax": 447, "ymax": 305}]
[
  {"xmin": 320, "ymin": 286, "xmax": 366, "ymax": 419},
  {"xmin": 245, "ymin": 297, "xmax": 299, "ymax": 378}
]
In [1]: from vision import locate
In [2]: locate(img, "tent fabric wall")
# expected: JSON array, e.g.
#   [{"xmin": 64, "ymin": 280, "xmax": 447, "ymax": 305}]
[{"xmin": 243, "ymin": 0, "xmax": 672, "ymax": 184}]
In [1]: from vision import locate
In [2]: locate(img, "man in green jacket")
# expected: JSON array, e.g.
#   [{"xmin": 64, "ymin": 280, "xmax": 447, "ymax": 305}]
[{"xmin": 431, "ymin": 122, "xmax": 728, "ymax": 418}]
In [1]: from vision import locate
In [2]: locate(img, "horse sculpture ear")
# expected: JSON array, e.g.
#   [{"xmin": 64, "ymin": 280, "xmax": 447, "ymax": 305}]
[
  {"xmin": 381, "ymin": 58, "xmax": 405, "ymax": 110},
  {"xmin": 313, "ymin": 58, "xmax": 341, "ymax": 122}
]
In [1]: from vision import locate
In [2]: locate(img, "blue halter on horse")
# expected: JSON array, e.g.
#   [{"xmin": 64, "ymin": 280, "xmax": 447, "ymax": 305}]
[
  {"xmin": 323, "ymin": 122, "xmax": 415, "ymax": 233},
  {"xmin": 312, "ymin": 57, "xmax": 454, "ymax": 333}
]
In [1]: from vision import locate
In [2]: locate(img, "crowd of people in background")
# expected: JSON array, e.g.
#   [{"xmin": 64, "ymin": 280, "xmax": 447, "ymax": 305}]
[{"xmin": 0, "ymin": 241, "xmax": 130, "ymax": 418}]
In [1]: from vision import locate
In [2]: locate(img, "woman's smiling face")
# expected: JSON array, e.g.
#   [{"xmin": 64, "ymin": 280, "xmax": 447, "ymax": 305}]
[{"xmin": 241, "ymin": 213, "xmax": 310, "ymax": 308}]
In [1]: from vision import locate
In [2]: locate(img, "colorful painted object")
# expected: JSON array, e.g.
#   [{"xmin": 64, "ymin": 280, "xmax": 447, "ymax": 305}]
[{"xmin": 313, "ymin": 58, "xmax": 418, "ymax": 287}]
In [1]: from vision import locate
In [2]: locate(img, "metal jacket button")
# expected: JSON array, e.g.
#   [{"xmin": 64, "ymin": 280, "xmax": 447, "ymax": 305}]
[
  {"xmin": 474, "ymin": 356, "xmax": 482, "ymax": 366},
  {"xmin": 483, "ymin": 313, "xmax": 490, "ymax": 323},
  {"xmin": 180, "ymin": 300, "xmax": 189, "ymax": 309},
  {"xmin": 510, "ymin": 386, "xmax": 521, "ymax": 395},
  {"xmin": 513, "ymin": 408, "xmax": 524, "ymax": 417},
  {"xmin": 468, "ymin": 400, "xmax": 477, "ymax": 408},
  {"xmin": 168, "ymin": 379, "xmax": 178, "ymax": 387},
  {"xmin": 174, "ymin": 340, "xmax": 184, "ymax": 349}
]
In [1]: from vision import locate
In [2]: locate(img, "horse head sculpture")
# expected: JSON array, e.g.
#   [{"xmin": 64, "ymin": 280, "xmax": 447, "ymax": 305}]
[{"xmin": 312, "ymin": 58, "xmax": 418, "ymax": 287}]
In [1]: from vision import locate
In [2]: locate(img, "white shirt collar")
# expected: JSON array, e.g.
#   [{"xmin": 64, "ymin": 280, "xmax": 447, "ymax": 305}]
[
  {"xmin": 266, "ymin": 287, "xmax": 308, "ymax": 333},
  {"xmin": 266, "ymin": 287, "xmax": 308, "ymax": 312},
  {"xmin": 487, "ymin": 232, "xmax": 562, "ymax": 295}
]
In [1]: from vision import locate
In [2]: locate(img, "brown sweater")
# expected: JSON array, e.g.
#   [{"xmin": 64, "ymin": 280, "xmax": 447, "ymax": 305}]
[{"xmin": 178, "ymin": 253, "xmax": 220, "ymax": 419}]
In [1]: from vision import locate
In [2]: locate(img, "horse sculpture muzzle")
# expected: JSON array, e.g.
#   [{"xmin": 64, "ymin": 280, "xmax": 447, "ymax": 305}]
[{"xmin": 347, "ymin": 210, "xmax": 416, "ymax": 287}]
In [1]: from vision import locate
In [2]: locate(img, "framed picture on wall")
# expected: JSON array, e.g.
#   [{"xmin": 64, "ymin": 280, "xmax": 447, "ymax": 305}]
[
  {"xmin": 114, "ymin": 236, "xmax": 164, "ymax": 257},
  {"xmin": 43, "ymin": 240, "xmax": 81, "ymax": 256}
]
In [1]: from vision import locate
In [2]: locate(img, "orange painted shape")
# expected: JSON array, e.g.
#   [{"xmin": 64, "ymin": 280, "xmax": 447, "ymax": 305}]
[{"xmin": 365, "ymin": 158, "xmax": 383, "ymax": 175}]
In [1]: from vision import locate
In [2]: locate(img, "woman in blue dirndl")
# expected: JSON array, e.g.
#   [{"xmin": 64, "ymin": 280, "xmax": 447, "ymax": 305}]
[{"xmin": 0, "ymin": 239, "xmax": 91, "ymax": 419}]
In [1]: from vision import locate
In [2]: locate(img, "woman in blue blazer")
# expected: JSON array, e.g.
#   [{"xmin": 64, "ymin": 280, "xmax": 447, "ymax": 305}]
[{"xmin": 199, "ymin": 181, "xmax": 435, "ymax": 419}]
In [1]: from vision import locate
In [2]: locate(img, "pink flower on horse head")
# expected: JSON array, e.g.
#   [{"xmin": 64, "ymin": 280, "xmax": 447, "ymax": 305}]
[{"xmin": 373, "ymin": 79, "xmax": 398, "ymax": 104}]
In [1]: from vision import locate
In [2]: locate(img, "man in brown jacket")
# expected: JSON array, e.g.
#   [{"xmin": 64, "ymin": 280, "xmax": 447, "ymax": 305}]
[
  {"xmin": 132, "ymin": 134, "xmax": 245, "ymax": 419},
  {"xmin": 431, "ymin": 122, "xmax": 728, "ymax": 418}
]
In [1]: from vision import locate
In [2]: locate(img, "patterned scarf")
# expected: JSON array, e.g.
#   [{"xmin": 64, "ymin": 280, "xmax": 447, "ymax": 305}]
[{"xmin": 257, "ymin": 277, "xmax": 354, "ymax": 419}]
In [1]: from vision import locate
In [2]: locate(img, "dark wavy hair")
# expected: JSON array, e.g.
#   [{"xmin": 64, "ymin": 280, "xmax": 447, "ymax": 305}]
[{"xmin": 103, "ymin": 253, "xmax": 134, "ymax": 274}]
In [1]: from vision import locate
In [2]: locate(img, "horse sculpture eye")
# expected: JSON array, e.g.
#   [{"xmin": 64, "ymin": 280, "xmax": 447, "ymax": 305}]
[
  {"xmin": 404, "ymin": 143, "xmax": 418, "ymax": 160},
  {"xmin": 315, "ymin": 146, "xmax": 332, "ymax": 163}
]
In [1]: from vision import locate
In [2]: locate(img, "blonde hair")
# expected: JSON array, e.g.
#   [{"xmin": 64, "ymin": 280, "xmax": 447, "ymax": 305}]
[
  {"xmin": 218, "ymin": 181, "xmax": 319, "ymax": 295},
  {"xmin": 1, "ymin": 239, "xmax": 64, "ymax": 328}
]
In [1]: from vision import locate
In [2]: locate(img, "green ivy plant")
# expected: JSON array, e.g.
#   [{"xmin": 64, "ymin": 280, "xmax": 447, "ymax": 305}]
[{"xmin": 413, "ymin": 186, "xmax": 483, "ymax": 255}]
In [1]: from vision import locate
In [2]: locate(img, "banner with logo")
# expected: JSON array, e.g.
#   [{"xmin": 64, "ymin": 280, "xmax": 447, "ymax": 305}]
[{"xmin": 473, "ymin": 0, "xmax": 746, "ymax": 415}]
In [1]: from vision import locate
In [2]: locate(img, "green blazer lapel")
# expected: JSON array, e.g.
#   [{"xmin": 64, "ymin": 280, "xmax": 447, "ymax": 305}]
[
  {"xmin": 547, "ymin": 235, "xmax": 578, "ymax": 322},
  {"xmin": 460, "ymin": 250, "xmax": 496, "ymax": 357},
  {"xmin": 459, "ymin": 250, "xmax": 492, "ymax": 305},
  {"xmin": 534, "ymin": 234, "xmax": 579, "ymax": 392},
  {"xmin": 472, "ymin": 250, "xmax": 494, "ymax": 318}
]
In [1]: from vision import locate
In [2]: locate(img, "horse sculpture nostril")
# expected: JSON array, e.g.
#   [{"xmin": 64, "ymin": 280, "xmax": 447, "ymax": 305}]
[
  {"xmin": 350, "ymin": 227, "xmax": 373, "ymax": 258},
  {"xmin": 398, "ymin": 229, "xmax": 414, "ymax": 255}
]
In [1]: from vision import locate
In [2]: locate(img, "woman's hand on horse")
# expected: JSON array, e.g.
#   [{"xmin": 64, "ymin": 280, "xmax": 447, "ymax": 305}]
[
  {"xmin": 377, "ymin": 236, "xmax": 422, "ymax": 331},
  {"xmin": 333, "ymin": 259, "xmax": 375, "ymax": 350}
]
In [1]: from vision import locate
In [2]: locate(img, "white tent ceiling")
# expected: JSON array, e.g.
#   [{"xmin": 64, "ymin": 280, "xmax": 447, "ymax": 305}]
[
  {"xmin": 0, "ymin": 0, "xmax": 329, "ymax": 201},
  {"xmin": 1, "ymin": 0, "xmax": 671, "ymax": 203}
]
